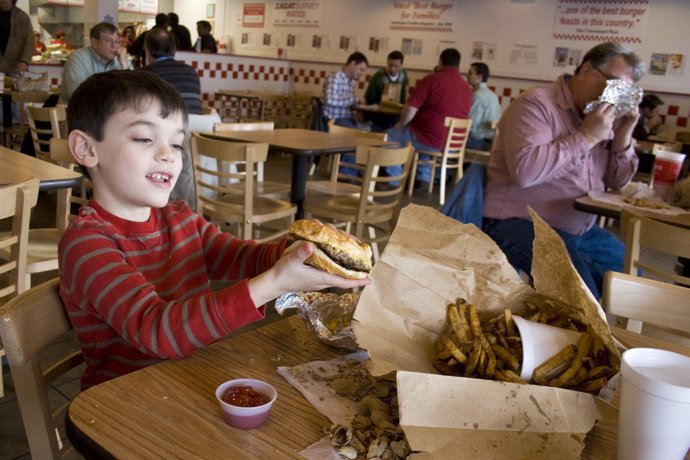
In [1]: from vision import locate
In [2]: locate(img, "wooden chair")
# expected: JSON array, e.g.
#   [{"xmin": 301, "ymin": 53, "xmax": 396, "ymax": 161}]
[
  {"xmin": 260, "ymin": 94, "xmax": 288, "ymax": 128},
  {"xmin": 0, "ymin": 177, "xmax": 40, "ymax": 399},
  {"xmin": 4, "ymin": 91, "xmax": 51, "ymax": 150},
  {"xmin": 407, "ymin": 117, "xmax": 472, "ymax": 206},
  {"xmin": 620, "ymin": 208, "xmax": 690, "ymax": 286},
  {"xmin": 190, "ymin": 132, "xmax": 297, "ymax": 243},
  {"xmin": 172, "ymin": 111, "xmax": 223, "ymax": 207},
  {"xmin": 286, "ymin": 93, "xmax": 314, "ymax": 129},
  {"xmin": 464, "ymin": 120, "xmax": 498, "ymax": 165},
  {"xmin": 602, "ymin": 271, "xmax": 690, "ymax": 347},
  {"xmin": 307, "ymin": 121, "xmax": 388, "ymax": 196},
  {"xmin": 304, "ymin": 143, "xmax": 415, "ymax": 261},
  {"xmin": 211, "ymin": 121, "xmax": 290, "ymax": 199},
  {"xmin": 26, "ymin": 105, "xmax": 67, "ymax": 161},
  {"xmin": 0, "ymin": 141, "xmax": 83, "ymax": 289},
  {"xmin": 0, "ymin": 278, "xmax": 85, "ymax": 458}
]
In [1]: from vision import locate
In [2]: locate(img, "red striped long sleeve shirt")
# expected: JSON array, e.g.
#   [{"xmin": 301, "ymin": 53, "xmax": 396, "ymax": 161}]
[{"xmin": 58, "ymin": 200, "xmax": 287, "ymax": 389}]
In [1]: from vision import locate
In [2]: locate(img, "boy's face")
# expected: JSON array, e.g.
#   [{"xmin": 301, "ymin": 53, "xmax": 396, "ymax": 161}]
[{"xmin": 80, "ymin": 100, "xmax": 185, "ymax": 221}]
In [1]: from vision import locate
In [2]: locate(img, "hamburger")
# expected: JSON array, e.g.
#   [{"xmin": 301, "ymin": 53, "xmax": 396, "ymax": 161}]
[{"xmin": 286, "ymin": 219, "xmax": 373, "ymax": 279}]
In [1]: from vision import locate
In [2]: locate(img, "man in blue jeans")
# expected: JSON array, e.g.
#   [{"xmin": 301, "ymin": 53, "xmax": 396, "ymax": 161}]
[
  {"xmin": 385, "ymin": 48, "xmax": 472, "ymax": 185},
  {"xmin": 482, "ymin": 42, "xmax": 644, "ymax": 299}
]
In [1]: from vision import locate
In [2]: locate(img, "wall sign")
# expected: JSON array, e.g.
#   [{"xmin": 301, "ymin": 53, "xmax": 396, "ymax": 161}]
[
  {"xmin": 273, "ymin": 1, "xmax": 322, "ymax": 28},
  {"xmin": 552, "ymin": 0, "xmax": 650, "ymax": 44},
  {"xmin": 389, "ymin": 0, "xmax": 454, "ymax": 33}
]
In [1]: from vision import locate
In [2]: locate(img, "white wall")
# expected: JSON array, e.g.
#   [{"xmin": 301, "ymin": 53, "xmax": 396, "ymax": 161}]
[{"xmin": 170, "ymin": 0, "xmax": 689, "ymax": 95}]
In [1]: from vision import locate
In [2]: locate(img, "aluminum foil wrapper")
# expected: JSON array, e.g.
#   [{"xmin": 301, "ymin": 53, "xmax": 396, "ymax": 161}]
[
  {"xmin": 584, "ymin": 79, "xmax": 643, "ymax": 118},
  {"xmin": 275, "ymin": 291, "xmax": 360, "ymax": 351}
]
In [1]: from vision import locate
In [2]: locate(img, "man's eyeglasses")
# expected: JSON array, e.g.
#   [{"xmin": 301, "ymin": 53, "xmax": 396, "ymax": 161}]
[
  {"xmin": 99, "ymin": 37, "xmax": 121, "ymax": 47},
  {"xmin": 593, "ymin": 66, "xmax": 616, "ymax": 81}
]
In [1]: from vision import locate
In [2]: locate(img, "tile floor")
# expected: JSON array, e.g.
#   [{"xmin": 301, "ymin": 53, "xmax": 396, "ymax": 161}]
[{"xmin": 0, "ymin": 154, "xmax": 678, "ymax": 459}]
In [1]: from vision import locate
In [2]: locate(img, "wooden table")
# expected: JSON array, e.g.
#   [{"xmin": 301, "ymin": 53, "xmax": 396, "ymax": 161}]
[
  {"xmin": 0, "ymin": 145, "xmax": 81, "ymax": 191},
  {"xmin": 67, "ymin": 315, "xmax": 690, "ymax": 459},
  {"xmin": 574, "ymin": 194, "xmax": 690, "ymax": 229},
  {"xmin": 68, "ymin": 316, "xmax": 339, "ymax": 459},
  {"xmin": 204, "ymin": 128, "xmax": 394, "ymax": 218}
]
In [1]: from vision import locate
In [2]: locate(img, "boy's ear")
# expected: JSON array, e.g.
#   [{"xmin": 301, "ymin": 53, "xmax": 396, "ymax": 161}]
[{"xmin": 68, "ymin": 130, "xmax": 98, "ymax": 168}]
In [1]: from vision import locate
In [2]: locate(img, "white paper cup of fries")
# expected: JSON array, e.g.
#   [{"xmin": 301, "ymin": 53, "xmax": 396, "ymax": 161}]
[
  {"xmin": 618, "ymin": 348, "xmax": 690, "ymax": 460},
  {"xmin": 512, "ymin": 315, "xmax": 581, "ymax": 382}
]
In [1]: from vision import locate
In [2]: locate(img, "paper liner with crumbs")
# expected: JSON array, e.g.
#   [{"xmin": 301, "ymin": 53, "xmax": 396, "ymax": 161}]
[{"xmin": 349, "ymin": 204, "xmax": 620, "ymax": 459}]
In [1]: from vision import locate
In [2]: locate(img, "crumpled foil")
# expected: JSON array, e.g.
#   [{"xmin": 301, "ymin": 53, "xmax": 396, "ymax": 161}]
[
  {"xmin": 584, "ymin": 79, "xmax": 643, "ymax": 118},
  {"xmin": 275, "ymin": 291, "xmax": 361, "ymax": 351}
]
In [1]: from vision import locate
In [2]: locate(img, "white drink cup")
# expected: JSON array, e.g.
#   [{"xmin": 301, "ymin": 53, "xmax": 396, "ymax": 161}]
[{"xmin": 618, "ymin": 348, "xmax": 690, "ymax": 460}]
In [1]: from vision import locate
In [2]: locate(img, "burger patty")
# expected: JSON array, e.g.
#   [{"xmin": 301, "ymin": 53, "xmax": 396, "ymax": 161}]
[{"xmin": 320, "ymin": 243, "xmax": 371, "ymax": 272}]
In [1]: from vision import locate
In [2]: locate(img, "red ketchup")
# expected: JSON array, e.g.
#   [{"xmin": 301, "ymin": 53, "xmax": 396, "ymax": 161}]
[{"xmin": 222, "ymin": 385, "xmax": 270, "ymax": 407}]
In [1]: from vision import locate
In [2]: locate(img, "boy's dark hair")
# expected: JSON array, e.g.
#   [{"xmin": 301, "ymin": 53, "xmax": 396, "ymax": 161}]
[
  {"xmin": 67, "ymin": 70, "xmax": 189, "ymax": 142},
  {"xmin": 90, "ymin": 22, "xmax": 118, "ymax": 40},
  {"xmin": 387, "ymin": 50, "xmax": 404, "ymax": 63},
  {"xmin": 168, "ymin": 12, "xmax": 180, "ymax": 26},
  {"xmin": 639, "ymin": 94, "xmax": 664, "ymax": 110},
  {"xmin": 346, "ymin": 51, "xmax": 368, "ymax": 66},
  {"xmin": 146, "ymin": 28, "xmax": 176, "ymax": 59},
  {"xmin": 471, "ymin": 62, "xmax": 490, "ymax": 82},
  {"xmin": 440, "ymin": 48, "xmax": 461, "ymax": 67}
]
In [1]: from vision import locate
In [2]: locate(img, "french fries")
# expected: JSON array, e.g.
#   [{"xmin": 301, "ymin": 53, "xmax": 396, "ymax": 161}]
[{"xmin": 433, "ymin": 298, "xmax": 618, "ymax": 394}]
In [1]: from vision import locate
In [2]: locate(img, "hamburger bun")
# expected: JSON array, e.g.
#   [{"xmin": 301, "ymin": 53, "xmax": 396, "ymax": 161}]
[{"xmin": 287, "ymin": 219, "xmax": 373, "ymax": 280}]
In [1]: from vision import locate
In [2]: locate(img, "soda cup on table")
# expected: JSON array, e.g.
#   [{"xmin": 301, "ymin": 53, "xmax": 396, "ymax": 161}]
[
  {"xmin": 617, "ymin": 348, "xmax": 690, "ymax": 460},
  {"xmin": 652, "ymin": 150, "xmax": 686, "ymax": 202}
]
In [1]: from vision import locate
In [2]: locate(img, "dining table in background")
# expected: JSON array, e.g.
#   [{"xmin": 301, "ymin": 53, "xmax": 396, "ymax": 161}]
[
  {"xmin": 204, "ymin": 128, "xmax": 395, "ymax": 218},
  {"xmin": 0, "ymin": 145, "xmax": 81, "ymax": 191},
  {"xmin": 67, "ymin": 313, "xmax": 690, "ymax": 459},
  {"xmin": 574, "ymin": 193, "xmax": 690, "ymax": 230}
]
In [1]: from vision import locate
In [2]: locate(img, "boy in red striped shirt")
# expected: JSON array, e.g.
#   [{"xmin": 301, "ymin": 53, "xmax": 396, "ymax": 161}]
[{"xmin": 59, "ymin": 70, "xmax": 369, "ymax": 389}]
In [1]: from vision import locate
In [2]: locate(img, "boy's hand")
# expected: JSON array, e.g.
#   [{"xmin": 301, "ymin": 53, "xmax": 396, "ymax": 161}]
[{"xmin": 248, "ymin": 241, "xmax": 371, "ymax": 308}]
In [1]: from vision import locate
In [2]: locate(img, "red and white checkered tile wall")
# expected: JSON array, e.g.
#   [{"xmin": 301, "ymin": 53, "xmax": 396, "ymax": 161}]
[{"xmin": 38, "ymin": 52, "xmax": 690, "ymax": 131}]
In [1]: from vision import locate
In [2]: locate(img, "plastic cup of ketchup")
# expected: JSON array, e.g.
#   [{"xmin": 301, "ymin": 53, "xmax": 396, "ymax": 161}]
[{"xmin": 215, "ymin": 378, "xmax": 278, "ymax": 429}]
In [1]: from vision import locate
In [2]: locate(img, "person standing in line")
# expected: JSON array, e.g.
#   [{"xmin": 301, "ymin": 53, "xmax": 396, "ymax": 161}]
[
  {"xmin": 195, "ymin": 20, "xmax": 217, "ymax": 53},
  {"xmin": 168, "ymin": 12, "xmax": 192, "ymax": 51},
  {"xmin": 482, "ymin": 42, "xmax": 643, "ymax": 299},
  {"xmin": 127, "ymin": 12, "xmax": 168, "ymax": 68},
  {"xmin": 59, "ymin": 21, "xmax": 132, "ymax": 105},
  {"xmin": 322, "ymin": 51, "xmax": 368, "ymax": 128},
  {"xmin": 466, "ymin": 62, "xmax": 501, "ymax": 151},
  {"xmin": 385, "ymin": 48, "xmax": 473, "ymax": 184},
  {"xmin": 0, "ymin": 0, "xmax": 33, "ymax": 75},
  {"xmin": 364, "ymin": 50, "xmax": 408, "ymax": 131}
]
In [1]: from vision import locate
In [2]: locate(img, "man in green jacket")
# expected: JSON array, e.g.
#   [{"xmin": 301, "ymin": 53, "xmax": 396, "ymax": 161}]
[{"xmin": 364, "ymin": 50, "xmax": 408, "ymax": 130}]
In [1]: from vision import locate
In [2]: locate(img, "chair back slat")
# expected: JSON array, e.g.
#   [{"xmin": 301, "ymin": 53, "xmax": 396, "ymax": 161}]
[
  {"xmin": 602, "ymin": 271, "xmax": 690, "ymax": 345},
  {"xmin": 621, "ymin": 208, "xmax": 690, "ymax": 286},
  {"xmin": 190, "ymin": 133, "xmax": 295, "ymax": 242}
]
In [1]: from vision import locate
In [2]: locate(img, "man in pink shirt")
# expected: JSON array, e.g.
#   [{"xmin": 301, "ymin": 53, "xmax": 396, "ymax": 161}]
[
  {"xmin": 483, "ymin": 42, "xmax": 643, "ymax": 299},
  {"xmin": 386, "ymin": 48, "xmax": 473, "ymax": 183}
]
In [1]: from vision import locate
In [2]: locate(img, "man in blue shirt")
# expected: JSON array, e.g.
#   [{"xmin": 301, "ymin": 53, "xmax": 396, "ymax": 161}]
[
  {"xmin": 322, "ymin": 51, "xmax": 368, "ymax": 128},
  {"xmin": 59, "ymin": 22, "xmax": 131, "ymax": 104},
  {"xmin": 466, "ymin": 62, "xmax": 501, "ymax": 151}
]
